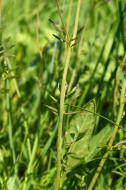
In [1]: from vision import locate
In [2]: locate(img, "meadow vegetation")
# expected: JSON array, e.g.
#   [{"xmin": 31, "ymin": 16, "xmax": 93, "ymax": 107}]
[{"xmin": 0, "ymin": 0, "xmax": 126, "ymax": 189}]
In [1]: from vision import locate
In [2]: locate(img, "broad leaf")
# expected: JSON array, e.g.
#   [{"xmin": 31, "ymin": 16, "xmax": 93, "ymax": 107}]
[
  {"xmin": 64, "ymin": 99, "xmax": 96, "ymax": 171},
  {"xmin": 85, "ymin": 125, "xmax": 112, "ymax": 163}
]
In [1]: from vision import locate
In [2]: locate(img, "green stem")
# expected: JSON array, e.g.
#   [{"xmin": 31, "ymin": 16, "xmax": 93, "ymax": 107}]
[
  {"xmin": 56, "ymin": 0, "xmax": 69, "ymax": 41},
  {"xmin": 72, "ymin": 0, "xmax": 82, "ymax": 42},
  {"xmin": 54, "ymin": 46, "xmax": 71, "ymax": 190},
  {"xmin": 67, "ymin": 15, "xmax": 89, "ymax": 93},
  {"xmin": 88, "ymin": 73, "xmax": 126, "ymax": 190},
  {"xmin": 66, "ymin": 0, "xmax": 73, "ymax": 32},
  {"xmin": 54, "ymin": 0, "xmax": 82, "ymax": 189}
]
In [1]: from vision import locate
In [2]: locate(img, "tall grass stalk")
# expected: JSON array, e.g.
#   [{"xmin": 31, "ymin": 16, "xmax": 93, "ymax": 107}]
[
  {"xmin": 66, "ymin": 0, "xmax": 73, "ymax": 32},
  {"xmin": 71, "ymin": 0, "xmax": 82, "ymax": 44},
  {"xmin": 88, "ymin": 54, "xmax": 126, "ymax": 190},
  {"xmin": 55, "ymin": 0, "xmax": 69, "ymax": 41},
  {"xmin": 54, "ymin": 46, "xmax": 71, "ymax": 190},
  {"xmin": 67, "ymin": 15, "xmax": 89, "ymax": 94},
  {"xmin": 63, "ymin": 0, "xmax": 73, "ymax": 60},
  {"xmin": 54, "ymin": 0, "xmax": 82, "ymax": 189}
]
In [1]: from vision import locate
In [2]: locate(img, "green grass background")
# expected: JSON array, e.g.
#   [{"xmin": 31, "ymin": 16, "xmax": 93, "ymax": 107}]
[{"xmin": 0, "ymin": 0, "xmax": 126, "ymax": 189}]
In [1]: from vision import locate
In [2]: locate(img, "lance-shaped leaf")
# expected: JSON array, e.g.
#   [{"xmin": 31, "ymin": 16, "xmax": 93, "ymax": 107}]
[
  {"xmin": 85, "ymin": 125, "xmax": 112, "ymax": 163},
  {"xmin": 49, "ymin": 18, "xmax": 65, "ymax": 36},
  {"xmin": 64, "ymin": 99, "xmax": 96, "ymax": 171}
]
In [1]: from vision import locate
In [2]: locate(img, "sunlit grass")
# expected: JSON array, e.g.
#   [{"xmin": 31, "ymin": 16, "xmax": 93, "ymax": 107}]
[{"xmin": 0, "ymin": 0, "xmax": 126, "ymax": 189}]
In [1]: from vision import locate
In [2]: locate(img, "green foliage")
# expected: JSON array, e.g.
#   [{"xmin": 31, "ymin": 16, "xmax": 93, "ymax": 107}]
[
  {"xmin": 0, "ymin": 0, "xmax": 126, "ymax": 189},
  {"xmin": 64, "ymin": 99, "xmax": 96, "ymax": 171},
  {"xmin": 85, "ymin": 125, "xmax": 112, "ymax": 162}
]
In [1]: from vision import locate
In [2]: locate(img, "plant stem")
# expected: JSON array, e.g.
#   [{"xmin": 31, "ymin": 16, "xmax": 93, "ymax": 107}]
[
  {"xmin": 54, "ymin": 1, "xmax": 71, "ymax": 189},
  {"xmin": 66, "ymin": 0, "xmax": 73, "ymax": 32},
  {"xmin": 72, "ymin": 0, "xmax": 82, "ymax": 42},
  {"xmin": 88, "ymin": 54, "xmax": 126, "ymax": 190},
  {"xmin": 54, "ymin": 1, "xmax": 82, "ymax": 189},
  {"xmin": 63, "ymin": 0, "xmax": 73, "ymax": 61},
  {"xmin": 54, "ymin": 45, "xmax": 71, "ymax": 190},
  {"xmin": 67, "ymin": 15, "xmax": 89, "ymax": 93},
  {"xmin": 56, "ymin": 0, "xmax": 69, "ymax": 41}
]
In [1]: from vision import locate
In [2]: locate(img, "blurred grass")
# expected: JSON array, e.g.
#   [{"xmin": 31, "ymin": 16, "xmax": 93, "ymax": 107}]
[{"xmin": 0, "ymin": 0, "xmax": 126, "ymax": 189}]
